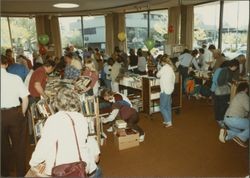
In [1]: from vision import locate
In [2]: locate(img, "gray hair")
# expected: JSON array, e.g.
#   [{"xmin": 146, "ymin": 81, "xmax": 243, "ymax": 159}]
[{"xmin": 54, "ymin": 87, "xmax": 82, "ymax": 112}]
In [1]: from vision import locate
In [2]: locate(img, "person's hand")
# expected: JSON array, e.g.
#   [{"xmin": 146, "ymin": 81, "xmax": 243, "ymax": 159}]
[{"xmin": 101, "ymin": 117, "xmax": 109, "ymax": 124}]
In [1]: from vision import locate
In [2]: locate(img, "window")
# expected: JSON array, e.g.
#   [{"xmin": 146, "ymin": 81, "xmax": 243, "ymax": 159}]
[
  {"xmin": 1, "ymin": 17, "xmax": 37, "ymax": 59},
  {"xmin": 194, "ymin": 2, "xmax": 220, "ymax": 49},
  {"xmin": 59, "ymin": 17, "xmax": 84, "ymax": 50},
  {"xmin": 222, "ymin": 1, "xmax": 249, "ymax": 59},
  {"xmin": 59, "ymin": 16, "xmax": 106, "ymax": 53},
  {"xmin": 1, "ymin": 17, "xmax": 12, "ymax": 51},
  {"xmin": 82, "ymin": 16, "xmax": 106, "ymax": 50},
  {"xmin": 125, "ymin": 10, "xmax": 168, "ymax": 55},
  {"xmin": 149, "ymin": 10, "xmax": 168, "ymax": 57},
  {"xmin": 125, "ymin": 12, "xmax": 148, "ymax": 51}
]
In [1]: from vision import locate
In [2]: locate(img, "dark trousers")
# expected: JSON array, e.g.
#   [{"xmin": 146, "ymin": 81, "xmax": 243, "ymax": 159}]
[
  {"xmin": 213, "ymin": 94, "xmax": 230, "ymax": 121},
  {"xmin": 1, "ymin": 107, "xmax": 27, "ymax": 177},
  {"xmin": 126, "ymin": 112, "xmax": 144, "ymax": 136},
  {"xmin": 178, "ymin": 65, "xmax": 189, "ymax": 93}
]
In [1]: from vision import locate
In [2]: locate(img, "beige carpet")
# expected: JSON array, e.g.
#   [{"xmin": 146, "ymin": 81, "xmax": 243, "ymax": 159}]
[{"xmin": 99, "ymin": 98, "xmax": 249, "ymax": 177}]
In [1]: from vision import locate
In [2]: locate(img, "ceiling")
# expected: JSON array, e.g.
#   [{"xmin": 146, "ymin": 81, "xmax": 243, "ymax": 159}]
[{"xmin": 1, "ymin": 0, "xmax": 214, "ymax": 16}]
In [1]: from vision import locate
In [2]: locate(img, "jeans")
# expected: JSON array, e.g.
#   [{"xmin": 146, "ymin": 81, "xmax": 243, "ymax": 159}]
[
  {"xmin": 160, "ymin": 92, "xmax": 172, "ymax": 123},
  {"xmin": 224, "ymin": 116, "xmax": 249, "ymax": 142},
  {"xmin": 88, "ymin": 166, "xmax": 102, "ymax": 178}
]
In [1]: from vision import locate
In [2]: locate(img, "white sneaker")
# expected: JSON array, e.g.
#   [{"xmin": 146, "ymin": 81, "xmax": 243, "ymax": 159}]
[
  {"xmin": 219, "ymin": 128, "xmax": 227, "ymax": 143},
  {"xmin": 106, "ymin": 126, "xmax": 113, "ymax": 132},
  {"xmin": 139, "ymin": 134, "xmax": 145, "ymax": 142},
  {"xmin": 164, "ymin": 122, "xmax": 172, "ymax": 128}
]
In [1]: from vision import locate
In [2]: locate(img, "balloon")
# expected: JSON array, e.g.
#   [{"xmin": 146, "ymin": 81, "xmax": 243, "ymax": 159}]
[
  {"xmin": 118, "ymin": 32, "xmax": 126, "ymax": 42},
  {"xmin": 168, "ymin": 25, "xmax": 174, "ymax": 33},
  {"xmin": 144, "ymin": 39, "xmax": 155, "ymax": 51},
  {"xmin": 163, "ymin": 33, "xmax": 168, "ymax": 40},
  {"xmin": 39, "ymin": 45, "xmax": 47, "ymax": 55},
  {"xmin": 38, "ymin": 34, "xmax": 49, "ymax": 45}
]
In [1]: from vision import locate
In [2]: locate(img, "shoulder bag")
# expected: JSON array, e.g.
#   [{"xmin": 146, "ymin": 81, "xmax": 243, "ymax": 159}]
[{"xmin": 51, "ymin": 113, "xmax": 87, "ymax": 177}]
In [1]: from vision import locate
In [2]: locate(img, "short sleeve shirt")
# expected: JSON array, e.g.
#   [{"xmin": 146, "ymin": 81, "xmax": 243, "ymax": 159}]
[{"xmin": 29, "ymin": 67, "xmax": 47, "ymax": 97}]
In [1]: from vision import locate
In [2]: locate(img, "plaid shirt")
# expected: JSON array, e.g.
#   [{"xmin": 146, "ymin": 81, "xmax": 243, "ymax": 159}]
[{"xmin": 64, "ymin": 65, "xmax": 81, "ymax": 80}]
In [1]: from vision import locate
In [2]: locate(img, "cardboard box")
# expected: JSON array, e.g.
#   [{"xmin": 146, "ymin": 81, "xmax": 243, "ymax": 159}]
[{"xmin": 114, "ymin": 131, "xmax": 139, "ymax": 150}]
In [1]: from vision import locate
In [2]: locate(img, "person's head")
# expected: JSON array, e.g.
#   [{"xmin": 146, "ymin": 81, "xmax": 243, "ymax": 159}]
[
  {"xmin": 54, "ymin": 87, "xmax": 82, "ymax": 112},
  {"xmin": 212, "ymin": 49, "xmax": 222, "ymax": 59},
  {"xmin": 191, "ymin": 49, "xmax": 198, "ymax": 57},
  {"xmin": 137, "ymin": 48, "xmax": 143, "ymax": 56},
  {"xmin": 5, "ymin": 48, "xmax": 13, "ymax": 57},
  {"xmin": 129, "ymin": 48, "xmax": 135, "ymax": 55},
  {"xmin": 198, "ymin": 48, "xmax": 204, "ymax": 54},
  {"xmin": 84, "ymin": 59, "xmax": 96, "ymax": 72},
  {"xmin": 0, "ymin": 55, "xmax": 8, "ymax": 68},
  {"xmin": 236, "ymin": 82, "xmax": 249, "ymax": 95},
  {"xmin": 107, "ymin": 57, "xmax": 114, "ymax": 66},
  {"xmin": 43, "ymin": 59, "xmax": 56, "ymax": 74},
  {"xmin": 160, "ymin": 54, "xmax": 174, "ymax": 67},
  {"xmin": 101, "ymin": 89, "xmax": 114, "ymax": 102},
  {"xmin": 236, "ymin": 54, "xmax": 246, "ymax": 64},
  {"xmin": 64, "ymin": 52, "xmax": 73, "ymax": 65},
  {"xmin": 208, "ymin": 44, "xmax": 216, "ymax": 51},
  {"xmin": 227, "ymin": 59, "xmax": 239, "ymax": 71},
  {"xmin": 202, "ymin": 44, "xmax": 207, "ymax": 49},
  {"xmin": 183, "ymin": 49, "xmax": 190, "ymax": 54}
]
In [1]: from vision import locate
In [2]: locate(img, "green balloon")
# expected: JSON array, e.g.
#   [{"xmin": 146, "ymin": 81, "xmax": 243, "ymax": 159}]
[
  {"xmin": 38, "ymin": 34, "xmax": 49, "ymax": 45},
  {"xmin": 145, "ymin": 39, "xmax": 155, "ymax": 51},
  {"xmin": 163, "ymin": 33, "xmax": 168, "ymax": 40}
]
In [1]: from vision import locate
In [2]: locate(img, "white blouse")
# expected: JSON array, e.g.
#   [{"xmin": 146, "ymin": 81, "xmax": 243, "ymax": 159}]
[{"xmin": 29, "ymin": 111, "xmax": 99, "ymax": 175}]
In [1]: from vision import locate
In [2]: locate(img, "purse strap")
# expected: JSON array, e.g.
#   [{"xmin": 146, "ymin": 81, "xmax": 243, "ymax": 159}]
[{"xmin": 53, "ymin": 113, "xmax": 83, "ymax": 167}]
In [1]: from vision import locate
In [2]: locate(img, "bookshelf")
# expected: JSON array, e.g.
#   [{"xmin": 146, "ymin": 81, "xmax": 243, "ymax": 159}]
[{"xmin": 82, "ymin": 96, "xmax": 103, "ymax": 146}]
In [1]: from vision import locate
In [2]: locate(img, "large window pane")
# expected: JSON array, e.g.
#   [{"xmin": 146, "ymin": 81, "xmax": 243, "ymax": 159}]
[
  {"xmin": 222, "ymin": 1, "xmax": 249, "ymax": 59},
  {"xmin": 126, "ymin": 12, "xmax": 148, "ymax": 51},
  {"xmin": 82, "ymin": 16, "xmax": 106, "ymax": 51},
  {"xmin": 194, "ymin": 2, "xmax": 220, "ymax": 48},
  {"xmin": 8, "ymin": 17, "xmax": 37, "ymax": 59},
  {"xmin": 149, "ymin": 9, "xmax": 168, "ymax": 56},
  {"xmin": 59, "ymin": 17, "xmax": 83, "ymax": 51},
  {"xmin": 1, "ymin": 17, "xmax": 12, "ymax": 51}
]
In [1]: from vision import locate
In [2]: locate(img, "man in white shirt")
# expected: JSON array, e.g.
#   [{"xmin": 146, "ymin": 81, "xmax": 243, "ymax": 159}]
[
  {"xmin": 156, "ymin": 54, "xmax": 176, "ymax": 127},
  {"xmin": 202, "ymin": 44, "xmax": 213, "ymax": 71},
  {"xmin": 1, "ymin": 55, "xmax": 30, "ymax": 177}
]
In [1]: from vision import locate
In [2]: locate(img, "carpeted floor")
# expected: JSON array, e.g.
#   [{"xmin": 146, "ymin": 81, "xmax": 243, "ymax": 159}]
[
  {"xmin": 99, "ymin": 97, "xmax": 249, "ymax": 177},
  {"xmin": 25, "ymin": 97, "xmax": 249, "ymax": 177}
]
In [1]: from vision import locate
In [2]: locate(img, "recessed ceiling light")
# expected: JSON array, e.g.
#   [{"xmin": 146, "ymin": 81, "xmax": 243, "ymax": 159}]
[{"xmin": 53, "ymin": 3, "xmax": 79, "ymax": 8}]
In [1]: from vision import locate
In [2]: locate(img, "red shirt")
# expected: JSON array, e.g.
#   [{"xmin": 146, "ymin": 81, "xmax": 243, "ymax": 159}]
[{"xmin": 29, "ymin": 67, "xmax": 47, "ymax": 97}]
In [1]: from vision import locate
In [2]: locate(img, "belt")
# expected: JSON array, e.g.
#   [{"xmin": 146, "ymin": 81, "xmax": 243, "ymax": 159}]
[{"xmin": 1, "ymin": 106, "xmax": 20, "ymax": 111}]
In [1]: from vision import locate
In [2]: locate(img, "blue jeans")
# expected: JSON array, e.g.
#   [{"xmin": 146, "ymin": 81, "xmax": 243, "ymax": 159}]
[
  {"xmin": 160, "ymin": 92, "xmax": 172, "ymax": 123},
  {"xmin": 224, "ymin": 116, "xmax": 249, "ymax": 142},
  {"xmin": 88, "ymin": 166, "xmax": 102, "ymax": 178}
]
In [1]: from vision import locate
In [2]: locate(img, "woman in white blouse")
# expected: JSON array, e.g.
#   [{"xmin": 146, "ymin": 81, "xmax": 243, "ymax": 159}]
[{"xmin": 29, "ymin": 87, "xmax": 101, "ymax": 177}]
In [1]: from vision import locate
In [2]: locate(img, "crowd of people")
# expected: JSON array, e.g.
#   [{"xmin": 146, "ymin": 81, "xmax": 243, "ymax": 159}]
[{"xmin": 0, "ymin": 42, "xmax": 248, "ymax": 177}]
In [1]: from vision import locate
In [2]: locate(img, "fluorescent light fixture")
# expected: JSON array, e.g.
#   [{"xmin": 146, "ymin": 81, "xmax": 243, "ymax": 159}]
[{"xmin": 53, "ymin": 3, "xmax": 79, "ymax": 8}]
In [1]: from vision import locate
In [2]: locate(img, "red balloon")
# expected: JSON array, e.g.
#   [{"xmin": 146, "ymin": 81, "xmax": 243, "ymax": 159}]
[
  {"xmin": 39, "ymin": 45, "xmax": 47, "ymax": 55},
  {"xmin": 168, "ymin": 25, "xmax": 174, "ymax": 33}
]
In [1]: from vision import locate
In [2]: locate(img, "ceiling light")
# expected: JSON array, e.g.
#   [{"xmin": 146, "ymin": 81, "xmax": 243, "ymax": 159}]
[{"xmin": 53, "ymin": 3, "xmax": 79, "ymax": 8}]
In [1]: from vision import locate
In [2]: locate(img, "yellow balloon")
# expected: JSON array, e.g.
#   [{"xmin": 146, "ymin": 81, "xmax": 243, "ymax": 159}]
[{"xmin": 118, "ymin": 32, "xmax": 126, "ymax": 41}]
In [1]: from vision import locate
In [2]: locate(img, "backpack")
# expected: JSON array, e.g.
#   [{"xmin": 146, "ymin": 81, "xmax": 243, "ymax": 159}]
[{"xmin": 185, "ymin": 78, "xmax": 195, "ymax": 95}]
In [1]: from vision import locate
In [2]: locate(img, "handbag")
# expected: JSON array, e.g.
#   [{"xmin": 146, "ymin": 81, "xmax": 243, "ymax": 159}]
[{"xmin": 51, "ymin": 113, "xmax": 87, "ymax": 177}]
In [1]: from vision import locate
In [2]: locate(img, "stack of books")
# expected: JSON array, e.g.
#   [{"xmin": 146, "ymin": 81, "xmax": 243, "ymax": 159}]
[{"xmin": 115, "ymin": 120, "xmax": 127, "ymax": 129}]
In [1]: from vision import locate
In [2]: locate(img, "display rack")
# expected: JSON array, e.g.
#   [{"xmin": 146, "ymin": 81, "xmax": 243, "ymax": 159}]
[
  {"xmin": 119, "ymin": 72, "xmax": 182, "ymax": 116},
  {"xmin": 83, "ymin": 96, "xmax": 103, "ymax": 146},
  {"xmin": 142, "ymin": 72, "xmax": 182, "ymax": 115}
]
